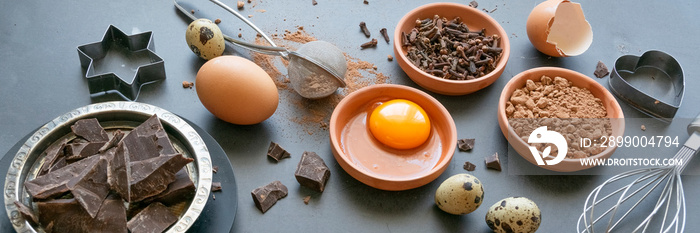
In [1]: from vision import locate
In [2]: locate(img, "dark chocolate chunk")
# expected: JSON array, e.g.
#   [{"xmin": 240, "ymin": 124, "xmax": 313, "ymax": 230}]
[
  {"xmin": 485, "ymin": 153, "xmax": 502, "ymax": 171},
  {"xmin": 109, "ymin": 141, "xmax": 131, "ymax": 202},
  {"xmin": 99, "ymin": 129, "xmax": 125, "ymax": 153},
  {"xmin": 25, "ymin": 155, "xmax": 102, "ymax": 200},
  {"xmin": 457, "ymin": 138, "xmax": 475, "ymax": 151},
  {"xmin": 64, "ymin": 141, "xmax": 106, "ymax": 161},
  {"xmin": 122, "ymin": 114, "xmax": 176, "ymax": 161},
  {"xmin": 267, "ymin": 141, "xmax": 291, "ymax": 162},
  {"xmin": 463, "ymin": 161, "xmax": 476, "ymax": 171},
  {"xmin": 294, "ymin": 151, "xmax": 331, "ymax": 192},
  {"xmin": 70, "ymin": 157, "xmax": 110, "ymax": 218},
  {"xmin": 71, "ymin": 118, "xmax": 109, "ymax": 142},
  {"xmin": 37, "ymin": 196, "xmax": 127, "ymax": 233},
  {"xmin": 129, "ymin": 153, "xmax": 194, "ymax": 202},
  {"xmin": 469, "ymin": 0, "xmax": 478, "ymax": 8},
  {"xmin": 91, "ymin": 195, "xmax": 128, "ymax": 233},
  {"xmin": 144, "ymin": 169, "xmax": 195, "ymax": 206},
  {"xmin": 37, "ymin": 198, "xmax": 92, "ymax": 233},
  {"xmin": 127, "ymin": 202, "xmax": 178, "ymax": 233},
  {"xmin": 594, "ymin": 61, "xmax": 609, "ymax": 78},
  {"xmin": 14, "ymin": 201, "xmax": 38, "ymax": 225},
  {"xmin": 251, "ymin": 181, "xmax": 288, "ymax": 213},
  {"xmin": 48, "ymin": 156, "xmax": 67, "ymax": 173},
  {"xmin": 37, "ymin": 138, "xmax": 68, "ymax": 176},
  {"xmin": 212, "ymin": 182, "xmax": 222, "ymax": 192}
]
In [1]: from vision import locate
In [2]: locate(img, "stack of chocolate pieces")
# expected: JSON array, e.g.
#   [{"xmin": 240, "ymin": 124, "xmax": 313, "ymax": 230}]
[{"xmin": 18, "ymin": 115, "xmax": 196, "ymax": 233}]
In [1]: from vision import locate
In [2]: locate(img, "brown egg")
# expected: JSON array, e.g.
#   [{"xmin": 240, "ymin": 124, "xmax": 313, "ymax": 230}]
[
  {"xmin": 196, "ymin": 56, "xmax": 279, "ymax": 125},
  {"xmin": 526, "ymin": 0, "xmax": 592, "ymax": 57}
]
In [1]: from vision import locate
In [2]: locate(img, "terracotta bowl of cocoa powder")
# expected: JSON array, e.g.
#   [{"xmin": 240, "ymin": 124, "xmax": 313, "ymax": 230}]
[
  {"xmin": 498, "ymin": 67, "xmax": 625, "ymax": 172},
  {"xmin": 330, "ymin": 84, "xmax": 456, "ymax": 190},
  {"xmin": 394, "ymin": 2, "xmax": 510, "ymax": 96}
]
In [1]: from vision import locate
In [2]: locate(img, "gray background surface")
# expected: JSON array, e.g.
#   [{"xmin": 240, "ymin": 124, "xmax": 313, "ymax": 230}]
[{"xmin": 1, "ymin": 0, "xmax": 699, "ymax": 232}]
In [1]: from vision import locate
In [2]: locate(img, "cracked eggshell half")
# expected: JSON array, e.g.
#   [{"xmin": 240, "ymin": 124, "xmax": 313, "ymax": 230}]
[{"xmin": 526, "ymin": 0, "xmax": 592, "ymax": 57}]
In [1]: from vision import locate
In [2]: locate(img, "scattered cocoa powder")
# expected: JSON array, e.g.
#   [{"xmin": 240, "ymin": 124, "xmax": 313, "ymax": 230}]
[
  {"xmin": 506, "ymin": 75, "xmax": 612, "ymax": 159},
  {"xmin": 249, "ymin": 28, "xmax": 389, "ymax": 133}
]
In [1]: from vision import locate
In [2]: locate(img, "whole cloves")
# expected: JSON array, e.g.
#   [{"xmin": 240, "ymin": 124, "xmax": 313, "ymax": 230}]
[
  {"xmin": 359, "ymin": 22, "xmax": 371, "ymax": 37},
  {"xmin": 360, "ymin": 38, "xmax": 378, "ymax": 49},
  {"xmin": 402, "ymin": 15, "xmax": 502, "ymax": 80},
  {"xmin": 379, "ymin": 28, "xmax": 390, "ymax": 43}
]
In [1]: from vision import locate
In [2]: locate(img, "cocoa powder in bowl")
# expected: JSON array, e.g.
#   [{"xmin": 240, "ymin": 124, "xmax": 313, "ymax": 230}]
[{"xmin": 506, "ymin": 75, "xmax": 611, "ymax": 159}]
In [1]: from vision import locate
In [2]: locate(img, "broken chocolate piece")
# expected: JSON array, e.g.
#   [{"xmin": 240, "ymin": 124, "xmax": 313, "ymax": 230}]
[
  {"xmin": 594, "ymin": 61, "xmax": 609, "ymax": 78},
  {"xmin": 122, "ymin": 114, "xmax": 177, "ymax": 161},
  {"xmin": 457, "ymin": 138, "xmax": 475, "ymax": 151},
  {"xmin": 127, "ymin": 202, "xmax": 177, "ymax": 233},
  {"xmin": 469, "ymin": 0, "xmax": 478, "ymax": 8},
  {"xmin": 38, "ymin": 138, "xmax": 68, "ymax": 176},
  {"xmin": 14, "ymin": 201, "xmax": 38, "ymax": 225},
  {"xmin": 212, "ymin": 166, "xmax": 219, "ymax": 173},
  {"xmin": 463, "ymin": 161, "xmax": 476, "ymax": 171},
  {"xmin": 144, "ymin": 169, "xmax": 195, "ymax": 206},
  {"xmin": 294, "ymin": 151, "xmax": 330, "ymax": 192},
  {"xmin": 212, "ymin": 182, "xmax": 222, "ymax": 192},
  {"xmin": 99, "ymin": 129, "xmax": 125, "ymax": 153},
  {"xmin": 485, "ymin": 153, "xmax": 502, "ymax": 171},
  {"xmin": 71, "ymin": 118, "xmax": 110, "ymax": 142},
  {"xmin": 109, "ymin": 141, "xmax": 131, "ymax": 202},
  {"xmin": 267, "ymin": 141, "xmax": 291, "ymax": 162},
  {"xmin": 64, "ymin": 141, "xmax": 106, "ymax": 161},
  {"xmin": 91, "ymin": 195, "xmax": 128, "ymax": 233},
  {"xmin": 129, "ymin": 153, "xmax": 194, "ymax": 202},
  {"xmin": 25, "ymin": 155, "xmax": 102, "ymax": 200},
  {"xmin": 70, "ymin": 157, "xmax": 110, "ymax": 218},
  {"xmin": 37, "ymin": 196, "xmax": 127, "ymax": 233},
  {"xmin": 251, "ymin": 181, "xmax": 288, "ymax": 213}
]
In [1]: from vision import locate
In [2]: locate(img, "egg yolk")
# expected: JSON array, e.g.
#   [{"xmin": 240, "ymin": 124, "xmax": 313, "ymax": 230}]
[{"xmin": 368, "ymin": 99, "xmax": 431, "ymax": 150}]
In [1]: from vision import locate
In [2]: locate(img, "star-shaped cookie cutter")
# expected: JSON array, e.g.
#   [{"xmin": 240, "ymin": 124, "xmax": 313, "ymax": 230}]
[{"xmin": 77, "ymin": 25, "xmax": 166, "ymax": 101}]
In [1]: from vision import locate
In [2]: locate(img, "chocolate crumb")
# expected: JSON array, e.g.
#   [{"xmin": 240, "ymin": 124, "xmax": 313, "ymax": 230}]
[
  {"xmin": 654, "ymin": 100, "xmax": 660, "ymax": 104},
  {"xmin": 248, "ymin": 15, "xmax": 253, "ymax": 18},
  {"xmin": 312, "ymin": 0, "xmax": 317, "ymax": 5},
  {"xmin": 641, "ymin": 125, "xmax": 646, "ymax": 131},
  {"xmin": 212, "ymin": 166, "xmax": 219, "ymax": 173},
  {"xmin": 485, "ymin": 153, "xmax": 502, "ymax": 171},
  {"xmin": 238, "ymin": 33, "xmax": 242, "ymax": 38},
  {"xmin": 182, "ymin": 81, "xmax": 194, "ymax": 88},
  {"xmin": 594, "ymin": 61, "xmax": 609, "ymax": 78},
  {"xmin": 469, "ymin": 0, "xmax": 478, "ymax": 8},
  {"xmin": 363, "ymin": 0, "xmax": 368, "ymax": 4},
  {"xmin": 191, "ymin": 9, "xmax": 195, "ymax": 14},
  {"xmin": 237, "ymin": 1, "xmax": 244, "ymax": 9},
  {"xmin": 267, "ymin": 141, "xmax": 291, "ymax": 162},
  {"xmin": 303, "ymin": 196, "xmax": 311, "ymax": 205},
  {"xmin": 215, "ymin": 19, "xmax": 221, "ymax": 24},
  {"xmin": 463, "ymin": 161, "xmax": 476, "ymax": 171},
  {"xmin": 387, "ymin": 55, "xmax": 393, "ymax": 61},
  {"xmin": 212, "ymin": 182, "xmax": 222, "ymax": 192},
  {"xmin": 213, "ymin": 194, "xmax": 216, "ymax": 200},
  {"xmin": 457, "ymin": 138, "xmax": 475, "ymax": 151}
]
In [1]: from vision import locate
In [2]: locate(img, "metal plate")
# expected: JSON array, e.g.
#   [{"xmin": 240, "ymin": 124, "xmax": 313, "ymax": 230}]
[{"xmin": 3, "ymin": 101, "xmax": 213, "ymax": 233}]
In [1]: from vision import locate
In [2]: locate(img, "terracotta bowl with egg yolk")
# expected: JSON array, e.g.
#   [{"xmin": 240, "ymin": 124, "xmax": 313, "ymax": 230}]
[{"xmin": 330, "ymin": 84, "xmax": 457, "ymax": 191}]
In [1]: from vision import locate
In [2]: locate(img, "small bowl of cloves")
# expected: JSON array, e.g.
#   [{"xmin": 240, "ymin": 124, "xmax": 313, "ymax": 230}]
[{"xmin": 393, "ymin": 2, "xmax": 510, "ymax": 96}]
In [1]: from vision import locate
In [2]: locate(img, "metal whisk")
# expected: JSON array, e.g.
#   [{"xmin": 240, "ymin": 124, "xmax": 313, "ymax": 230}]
[{"xmin": 578, "ymin": 114, "xmax": 700, "ymax": 233}]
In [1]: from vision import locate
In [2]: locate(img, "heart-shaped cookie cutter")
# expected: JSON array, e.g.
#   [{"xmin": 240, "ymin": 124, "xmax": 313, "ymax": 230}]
[{"xmin": 609, "ymin": 50, "xmax": 684, "ymax": 122}]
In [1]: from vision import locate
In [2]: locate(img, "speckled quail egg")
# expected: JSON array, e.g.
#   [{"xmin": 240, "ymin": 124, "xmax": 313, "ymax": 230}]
[
  {"xmin": 435, "ymin": 174, "xmax": 484, "ymax": 215},
  {"xmin": 186, "ymin": 19, "xmax": 225, "ymax": 60},
  {"xmin": 485, "ymin": 197, "xmax": 541, "ymax": 233}
]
